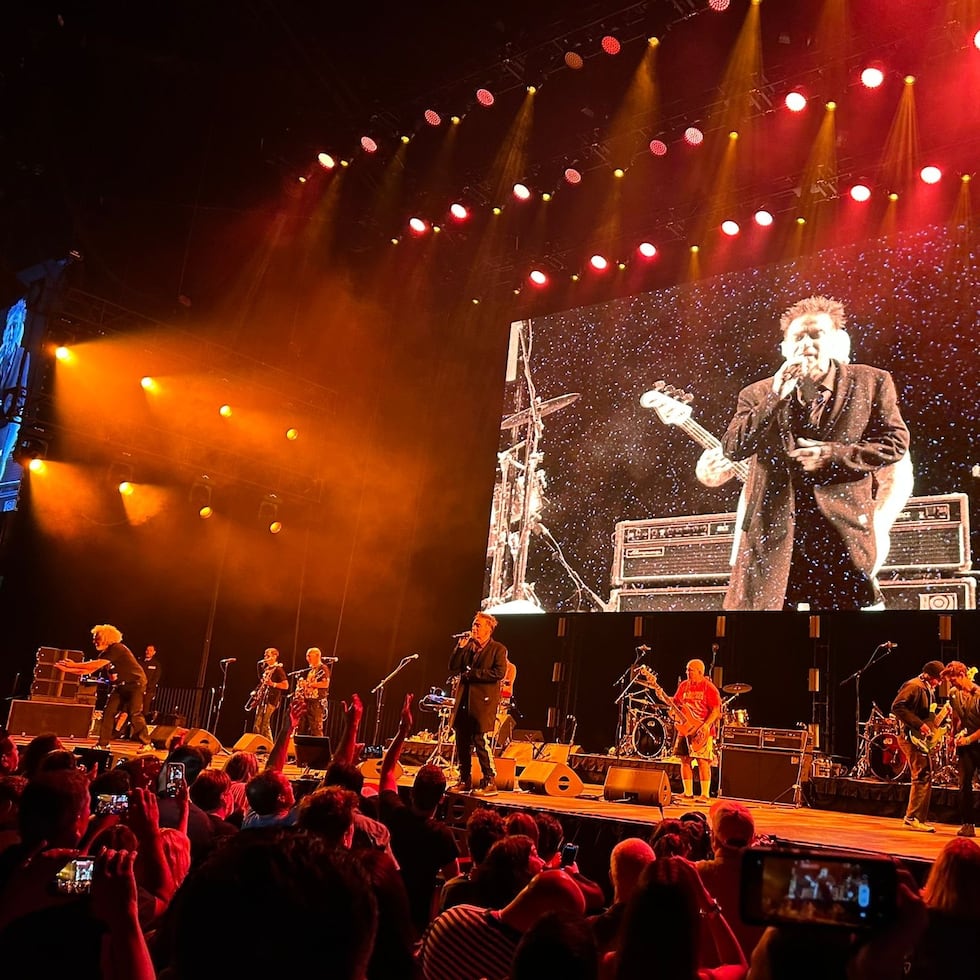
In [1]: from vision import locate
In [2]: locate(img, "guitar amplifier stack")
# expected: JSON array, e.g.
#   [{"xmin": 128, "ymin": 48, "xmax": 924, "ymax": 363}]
[
  {"xmin": 719, "ymin": 727, "xmax": 812, "ymax": 804},
  {"xmin": 610, "ymin": 493, "xmax": 975, "ymax": 610}
]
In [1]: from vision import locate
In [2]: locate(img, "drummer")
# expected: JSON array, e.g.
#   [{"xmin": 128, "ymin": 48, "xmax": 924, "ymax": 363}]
[{"xmin": 671, "ymin": 659, "xmax": 722, "ymax": 805}]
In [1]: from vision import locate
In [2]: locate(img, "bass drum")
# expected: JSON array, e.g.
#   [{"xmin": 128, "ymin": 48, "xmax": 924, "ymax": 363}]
[
  {"xmin": 630, "ymin": 714, "xmax": 672, "ymax": 760},
  {"xmin": 868, "ymin": 732, "xmax": 909, "ymax": 781}
]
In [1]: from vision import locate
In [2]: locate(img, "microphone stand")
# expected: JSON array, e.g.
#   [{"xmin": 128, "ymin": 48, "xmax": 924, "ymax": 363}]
[
  {"xmin": 840, "ymin": 643, "xmax": 895, "ymax": 777},
  {"xmin": 210, "ymin": 662, "xmax": 233, "ymax": 750},
  {"xmin": 370, "ymin": 656, "xmax": 417, "ymax": 748}
]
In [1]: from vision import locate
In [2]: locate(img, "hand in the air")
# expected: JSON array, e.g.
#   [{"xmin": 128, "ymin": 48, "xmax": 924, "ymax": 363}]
[{"xmin": 399, "ymin": 693, "xmax": 414, "ymax": 734}]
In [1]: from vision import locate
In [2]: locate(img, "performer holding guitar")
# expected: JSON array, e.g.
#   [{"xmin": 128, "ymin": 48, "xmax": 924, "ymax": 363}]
[
  {"xmin": 649, "ymin": 659, "xmax": 721, "ymax": 804},
  {"xmin": 941, "ymin": 661, "xmax": 980, "ymax": 838}
]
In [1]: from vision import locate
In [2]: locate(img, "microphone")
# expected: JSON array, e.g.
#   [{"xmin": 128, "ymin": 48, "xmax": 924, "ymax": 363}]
[
  {"xmin": 451, "ymin": 632, "xmax": 472, "ymax": 639},
  {"xmin": 220, "ymin": 658, "xmax": 236, "ymax": 665},
  {"xmin": 883, "ymin": 641, "xmax": 898, "ymax": 649},
  {"xmin": 635, "ymin": 645, "xmax": 651, "ymax": 652},
  {"xmin": 324, "ymin": 657, "xmax": 339, "ymax": 663},
  {"xmin": 404, "ymin": 653, "xmax": 420, "ymax": 661}
]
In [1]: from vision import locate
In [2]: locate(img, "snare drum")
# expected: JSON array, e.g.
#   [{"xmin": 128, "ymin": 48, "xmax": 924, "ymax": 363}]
[{"xmin": 725, "ymin": 708, "xmax": 750, "ymax": 728}]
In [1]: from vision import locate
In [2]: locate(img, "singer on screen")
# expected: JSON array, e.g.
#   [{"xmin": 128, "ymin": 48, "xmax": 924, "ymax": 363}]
[{"xmin": 448, "ymin": 612, "xmax": 507, "ymax": 796}]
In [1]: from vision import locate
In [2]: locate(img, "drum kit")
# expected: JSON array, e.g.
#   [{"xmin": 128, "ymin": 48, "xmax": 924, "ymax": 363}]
[
  {"xmin": 721, "ymin": 682, "xmax": 752, "ymax": 729},
  {"xmin": 851, "ymin": 703, "xmax": 959, "ymax": 784}
]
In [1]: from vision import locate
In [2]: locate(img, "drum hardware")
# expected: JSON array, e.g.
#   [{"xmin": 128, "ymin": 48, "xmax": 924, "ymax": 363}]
[
  {"xmin": 867, "ymin": 731, "xmax": 909, "ymax": 781},
  {"xmin": 722, "ymin": 682, "xmax": 752, "ymax": 695}
]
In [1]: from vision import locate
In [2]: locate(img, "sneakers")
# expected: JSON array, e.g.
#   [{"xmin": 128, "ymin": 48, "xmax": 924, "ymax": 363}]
[
  {"xmin": 957, "ymin": 824, "xmax": 976, "ymax": 838},
  {"xmin": 473, "ymin": 779, "xmax": 498, "ymax": 797},
  {"xmin": 695, "ymin": 795, "xmax": 711, "ymax": 804},
  {"xmin": 136, "ymin": 743, "xmax": 153, "ymax": 754},
  {"xmin": 903, "ymin": 817, "xmax": 936, "ymax": 833},
  {"xmin": 94, "ymin": 744, "xmax": 110, "ymax": 752},
  {"xmin": 450, "ymin": 780, "xmax": 472, "ymax": 794},
  {"xmin": 673, "ymin": 794, "xmax": 694, "ymax": 806}
]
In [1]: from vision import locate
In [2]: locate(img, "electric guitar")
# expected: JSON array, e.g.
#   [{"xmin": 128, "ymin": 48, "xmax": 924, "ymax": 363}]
[
  {"xmin": 639, "ymin": 667, "xmax": 711, "ymax": 755},
  {"xmin": 640, "ymin": 382, "xmax": 914, "ymax": 576},
  {"xmin": 908, "ymin": 701, "xmax": 951, "ymax": 754}
]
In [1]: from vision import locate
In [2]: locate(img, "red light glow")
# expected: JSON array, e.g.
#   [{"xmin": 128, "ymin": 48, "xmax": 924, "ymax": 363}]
[
  {"xmin": 590, "ymin": 254, "xmax": 609, "ymax": 271},
  {"xmin": 649, "ymin": 139, "xmax": 668, "ymax": 157},
  {"xmin": 408, "ymin": 217, "xmax": 429, "ymax": 234},
  {"xmin": 754, "ymin": 210, "xmax": 774, "ymax": 227},
  {"xmin": 513, "ymin": 183, "xmax": 531, "ymax": 201},
  {"xmin": 360, "ymin": 136, "xmax": 378, "ymax": 154},
  {"xmin": 785, "ymin": 91, "xmax": 807, "ymax": 112},
  {"xmin": 450, "ymin": 203, "xmax": 469, "ymax": 220},
  {"xmin": 861, "ymin": 67, "xmax": 885, "ymax": 88},
  {"xmin": 920, "ymin": 166, "xmax": 942, "ymax": 185},
  {"xmin": 638, "ymin": 242, "xmax": 657, "ymax": 258},
  {"xmin": 317, "ymin": 152, "xmax": 336, "ymax": 170},
  {"xmin": 476, "ymin": 89, "xmax": 495, "ymax": 107},
  {"xmin": 683, "ymin": 127, "xmax": 704, "ymax": 146},
  {"xmin": 974, "ymin": 29, "xmax": 980, "ymax": 50},
  {"xmin": 721, "ymin": 220, "xmax": 740, "ymax": 237},
  {"xmin": 564, "ymin": 168, "xmax": 582, "ymax": 185},
  {"xmin": 849, "ymin": 184, "xmax": 872, "ymax": 202},
  {"xmin": 424, "ymin": 109, "xmax": 442, "ymax": 127},
  {"xmin": 709, "ymin": 0, "xmax": 730, "ymax": 9},
  {"xmin": 565, "ymin": 51, "xmax": 584, "ymax": 70},
  {"xmin": 529, "ymin": 270, "xmax": 548, "ymax": 286},
  {"xmin": 601, "ymin": 36, "xmax": 621, "ymax": 56}
]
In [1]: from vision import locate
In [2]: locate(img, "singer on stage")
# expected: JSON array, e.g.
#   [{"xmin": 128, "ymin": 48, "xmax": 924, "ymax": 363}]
[
  {"xmin": 449, "ymin": 612, "xmax": 507, "ymax": 796},
  {"xmin": 295, "ymin": 646, "xmax": 333, "ymax": 737}
]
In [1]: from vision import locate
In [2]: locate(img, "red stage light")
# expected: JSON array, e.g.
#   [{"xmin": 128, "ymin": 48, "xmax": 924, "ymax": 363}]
[
  {"xmin": 920, "ymin": 165, "xmax": 942, "ymax": 185},
  {"xmin": 785, "ymin": 91, "xmax": 807, "ymax": 112},
  {"xmin": 529, "ymin": 270, "xmax": 548, "ymax": 286},
  {"xmin": 476, "ymin": 88, "xmax": 495, "ymax": 107},
  {"xmin": 709, "ymin": 0, "xmax": 730, "ymax": 9},
  {"xmin": 649, "ymin": 139, "xmax": 668, "ymax": 157},
  {"xmin": 590, "ymin": 254, "xmax": 609, "ymax": 271},
  {"xmin": 860, "ymin": 67, "xmax": 885, "ymax": 88},
  {"xmin": 564, "ymin": 168, "xmax": 582, "ymax": 185},
  {"xmin": 849, "ymin": 184, "xmax": 872, "ymax": 202},
  {"xmin": 424, "ymin": 109, "xmax": 442, "ymax": 127},
  {"xmin": 360, "ymin": 137, "xmax": 378, "ymax": 154},
  {"xmin": 450, "ymin": 203, "xmax": 469, "ymax": 220},
  {"xmin": 721, "ymin": 220, "xmax": 740, "ymax": 237},
  {"xmin": 565, "ymin": 51, "xmax": 584, "ymax": 70},
  {"xmin": 754, "ymin": 209, "xmax": 774, "ymax": 227},
  {"xmin": 408, "ymin": 217, "xmax": 429, "ymax": 234},
  {"xmin": 683, "ymin": 127, "xmax": 704, "ymax": 146},
  {"xmin": 638, "ymin": 242, "xmax": 657, "ymax": 258},
  {"xmin": 513, "ymin": 183, "xmax": 531, "ymax": 201},
  {"xmin": 601, "ymin": 35, "xmax": 621, "ymax": 56},
  {"xmin": 317, "ymin": 152, "xmax": 336, "ymax": 170},
  {"xmin": 974, "ymin": 29, "xmax": 980, "ymax": 50}
]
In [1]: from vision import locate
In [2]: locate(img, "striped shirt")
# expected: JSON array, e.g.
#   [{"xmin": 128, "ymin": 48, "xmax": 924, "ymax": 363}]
[{"xmin": 418, "ymin": 904, "xmax": 522, "ymax": 980}]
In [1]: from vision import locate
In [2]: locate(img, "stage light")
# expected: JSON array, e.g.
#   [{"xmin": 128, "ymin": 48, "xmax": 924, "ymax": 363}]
[
  {"xmin": 450, "ymin": 203, "xmax": 469, "ymax": 220},
  {"xmin": 269, "ymin": 520, "xmax": 283, "ymax": 534},
  {"xmin": 920, "ymin": 165, "xmax": 942, "ymax": 185},
  {"xmin": 963, "ymin": 174, "xmax": 973, "ymax": 183},
  {"xmin": 826, "ymin": 101, "xmax": 837, "ymax": 111},
  {"xmin": 617, "ymin": 262, "xmax": 626, "ymax": 271},
  {"xmin": 492, "ymin": 206, "xmax": 502, "ymax": 216},
  {"xmin": 390, "ymin": 238, "xmax": 399, "ymax": 245},
  {"xmin": 888, "ymin": 192, "xmax": 899, "ymax": 202},
  {"xmin": 754, "ymin": 209, "xmax": 774, "ymax": 227},
  {"xmin": 690, "ymin": 245, "xmax": 700, "ymax": 253},
  {"xmin": 570, "ymin": 274, "xmax": 580, "ymax": 282},
  {"xmin": 219, "ymin": 404, "xmax": 233, "ymax": 418},
  {"xmin": 565, "ymin": 50, "xmax": 584, "ymax": 69},
  {"xmin": 564, "ymin": 168, "xmax": 582, "ymax": 185},
  {"xmin": 119, "ymin": 481, "xmax": 134, "ymax": 497},
  {"xmin": 601, "ymin": 35, "xmax": 621, "ymax": 56},
  {"xmin": 861, "ymin": 66, "xmax": 885, "ymax": 88},
  {"xmin": 648, "ymin": 37, "xmax": 659, "ymax": 47},
  {"xmin": 28, "ymin": 457, "xmax": 46, "ymax": 474},
  {"xmin": 541, "ymin": 192, "xmax": 552, "ymax": 202},
  {"xmin": 529, "ymin": 269, "xmax": 548, "ymax": 286},
  {"xmin": 721, "ymin": 220, "xmax": 740, "ymax": 236},
  {"xmin": 904, "ymin": 75, "xmax": 915, "ymax": 86},
  {"xmin": 471, "ymin": 298, "xmax": 480, "ymax": 304},
  {"xmin": 297, "ymin": 176, "xmax": 307, "ymax": 184},
  {"xmin": 199, "ymin": 505, "xmax": 213, "ymax": 519},
  {"xmin": 849, "ymin": 183, "xmax": 872, "ymax": 202},
  {"xmin": 432, "ymin": 225, "xmax": 442, "ymax": 234},
  {"xmin": 684, "ymin": 127, "xmax": 704, "ymax": 146},
  {"xmin": 451, "ymin": 115, "xmax": 461, "ymax": 125},
  {"xmin": 526, "ymin": 85, "xmax": 537, "ymax": 95},
  {"xmin": 589, "ymin": 254, "xmax": 609, "ymax": 271},
  {"xmin": 613, "ymin": 168, "xmax": 625, "ymax": 179},
  {"xmin": 55, "ymin": 345, "xmax": 72, "ymax": 362},
  {"xmin": 728, "ymin": 131, "xmax": 739, "ymax": 141},
  {"xmin": 259, "ymin": 494, "xmax": 281, "ymax": 533},
  {"xmin": 400, "ymin": 135, "xmax": 410, "ymax": 144},
  {"xmin": 796, "ymin": 216, "xmax": 806, "ymax": 225},
  {"xmin": 638, "ymin": 242, "xmax": 657, "ymax": 258},
  {"xmin": 317, "ymin": 153, "xmax": 336, "ymax": 170},
  {"xmin": 409, "ymin": 217, "xmax": 429, "ymax": 234},
  {"xmin": 140, "ymin": 376, "xmax": 157, "ymax": 392},
  {"xmin": 476, "ymin": 88, "xmax": 495, "ymax": 107},
  {"xmin": 785, "ymin": 91, "xmax": 807, "ymax": 112},
  {"xmin": 424, "ymin": 109, "xmax": 442, "ymax": 126},
  {"xmin": 286, "ymin": 427, "xmax": 299, "ymax": 441},
  {"xmin": 709, "ymin": 0, "xmax": 730, "ymax": 9},
  {"xmin": 649, "ymin": 139, "xmax": 668, "ymax": 157},
  {"xmin": 190, "ymin": 476, "xmax": 213, "ymax": 515},
  {"xmin": 975, "ymin": 29, "xmax": 980, "ymax": 50},
  {"xmin": 513, "ymin": 183, "xmax": 531, "ymax": 201},
  {"xmin": 360, "ymin": 137, "xmax": 378, "ymax": 154}
]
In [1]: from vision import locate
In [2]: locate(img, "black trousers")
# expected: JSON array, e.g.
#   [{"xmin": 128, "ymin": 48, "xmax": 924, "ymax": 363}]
[
  {"xmin": 100, "ymin": 683, "xmax": 149, "ymax": 745},
  {"xmin": 957, "ymin": 742, "xmax": 980, "ymax": 825},
  {"xmin": 454, "ymin": 705, "xmax": 494, "ymax": 783},
  {"xmin": 297, "ymin": 698, "xmax": 325, "ymax": 737}
]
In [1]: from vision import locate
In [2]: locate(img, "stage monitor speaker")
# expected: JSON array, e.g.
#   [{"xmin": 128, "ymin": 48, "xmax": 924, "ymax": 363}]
[
  {"xmin": 293, "ymin": 735, "xmax": 332, "ymax": 770},
  {"xmin": 602, "ymin": 766, "xmax": 672, "ymax": 808},
  {"xmin": 500, "ymin": 742, "xmax": 536, "ymax": 768},
  {"xmin": 231, "ymin": 734, "xmax": 273, "ymax": 755},
  {"xmin": 148, "ymin": 725, "xmax": 187, "ymax": 751},
  {"xmin": 511, "ymin": 729, "xmax": 545, "ymax": 742},
  {"xmin": 517, "ymin": 760, "xmax": 583, "ymax": 799},
  {"xmin": 536, "ymin": 743, "xmax": 581, "ymax": 765},
  {"xmin": 183, "ymin": 728, "xmax": 223, "ymax": 754},
  {"xmin": 473, "ymin": 755, "xmax": 517, "ymax": 791},
  {"xmin": 6, "ymin": 699, "xmax": 93, "ymax": 737},
  {"xmin": 357, "ymin": 759, "xmax": 403, "ymax": 783},
  {"xmin": 720, "ymin": 747, "xmax": 805, "ymax": 804}
]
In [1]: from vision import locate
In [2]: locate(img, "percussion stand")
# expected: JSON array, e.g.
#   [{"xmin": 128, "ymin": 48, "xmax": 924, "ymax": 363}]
[
  {"xmin": 840, "ymin": 643, "xmax": 894, "ymax": 778},
  {"xmin": 425, "ymin": 708, "xmax": 457, "ymax": 772}
]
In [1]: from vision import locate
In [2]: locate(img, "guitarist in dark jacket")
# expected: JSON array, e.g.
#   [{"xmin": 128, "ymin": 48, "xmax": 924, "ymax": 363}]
[
  {"xmin": 891, "ymin": 660, "xmax": 944, "ymax": 833},
  {"xmin": 449, "ymin": 612, "xmax": 507, "ymax": 796},
  {"xmin": 941, "ymin": 661, "xmax": 980, "ymax": 838}
]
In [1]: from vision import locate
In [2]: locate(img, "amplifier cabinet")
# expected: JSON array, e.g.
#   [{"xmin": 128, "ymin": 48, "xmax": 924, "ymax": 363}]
[
  {"xmin": 6, "ymin": 699, "xmax": 94, "ymax": 737},
  {"xmin": 720, "ymin": 745, "xmax": 811, "ymax": 804},
  {"xmin": 721, "ymin": 728, "xmax": 807, "ymax": 751},
  {"xmin": 611, "ymin": 577, "xmax": 976, "ymax": 612},
  {"xmin": 612, "ymin": 493, "xmax": 971, "ymax": 587}
]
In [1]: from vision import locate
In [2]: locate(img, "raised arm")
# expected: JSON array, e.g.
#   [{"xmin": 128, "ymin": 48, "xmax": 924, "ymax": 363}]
[
  {"xmin": 379, "ymin": 694, "xmax": 413, "ymax": 794},
  {"xmin": 266, "ymin": 697, "xmax": 304, "ymax": 773},
  {"xmin": 335, "ymin": 694, "xmax": 364, "ymax": 766}
]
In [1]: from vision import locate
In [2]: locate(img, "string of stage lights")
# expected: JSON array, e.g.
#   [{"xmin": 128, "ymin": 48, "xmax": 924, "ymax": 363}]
[{"xmin": 294, "ymin": 5, "xmax": 980, "ymax": 305}]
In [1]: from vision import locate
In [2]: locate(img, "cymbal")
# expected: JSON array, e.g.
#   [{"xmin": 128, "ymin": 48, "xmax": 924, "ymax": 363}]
[
  {"xmin": 501, "ymin": 392, "xmax": 581, "ymax": 430},
  {"xmin": 722, "ymin": 682, "xmax": 752, "ymax": 694}
]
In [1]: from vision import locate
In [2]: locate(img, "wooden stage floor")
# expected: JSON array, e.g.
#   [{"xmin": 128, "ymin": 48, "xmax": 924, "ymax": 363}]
[{"xmin": 28, "ymin": 736, "xmax": 952, "ymax": 867}]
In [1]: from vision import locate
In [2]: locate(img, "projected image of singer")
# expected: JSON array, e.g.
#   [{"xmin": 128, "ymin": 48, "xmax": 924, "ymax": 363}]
[
  {"xmin": 449, "ymin": 612, "xmax": 507, "ymax": 796},
  {"xmin": 713, "ymin": 296, "xmax": 910, "ymax": 611}
]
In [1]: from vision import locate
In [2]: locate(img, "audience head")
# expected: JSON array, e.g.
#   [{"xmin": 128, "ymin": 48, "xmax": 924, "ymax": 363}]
[
  {"xmin": 508, "ymin": 868, "xmax": 587, "ymax": 925},
  {"xmin": 0, "ymin": 734, "xmax": 20, "ymax": 775},
  {"xmin": 224, "ymin": 751, "xmax": 260, "ymax": 784},
  {"xmin": 708, "ymin": 800, "xmax": 756, "ymax": 855},
  {"xmin": 411, "ymin": 764, "xmax": 447, "ymax": 813},
  {"xmin": 471, "ymin": 834, "xmax": 544, "ymax": 908},
  {"xmin": 505, "ymin": 810, "xmax": 540, "ymax": 847},
  {"xmin": 246, "ymin": 771, "xmax": 294, "ymax": 816},
  {"xmin": 610, "ymin": 837, "xmax": 655, "ymax": 903},
  {"xmin": 190, "ymin": 768, "xmax": 233, "ymax": 816},
  {"xmin": 465, "ymin": 806, "xmax": 506, "ymax": 866},
  {"xmin": 89, "ymin": 822, "xmax": 139, "ymax": 854},
  {"xmin": 164, "ymin": 745, "xmax": 207, "ymax": 786},
  {"xmin": 650, "ymin": 818, "xmax": 696, "ymax": 858},
  {"xmin": 38, "ymin": 749, "xmax": 79, "ymax": 774},
  {"xmin": 511, "ymin": 910, "xmax": 598, "ymax": 980},
  {"xmin": 18, "ymin": 769, "xmax": 90, "ymax": 848},
  {"xmin": 167, "ymin": 830, "xmax": 377, "ymax": 979},
  {"xmin": 88, "ymin": 768, "xmax": 132, "ymax": 812},
  {"xmin": 296, "ymin": 786, "xmax": 359, "ymax": 848},
  {"xmin": 534, "ymin": 811, "xmax": 564, "ymax": 862},
  {"xmin": 160, "ymin": 826, "xmax": 193, "ymax": 886},
  {"xmin": 923, "ymin": 837, "xmax": 980, "ymax": 920},
  {"xmin": 19, "ymin": 733, "xmax": 64, "ymax": 780},
  {"xmin": 0, "ymin": 775, "xmax": 26, "ymax": 830},
  {"xmin": 324, "ymin": 761, "xmax": 365, "ymax": 795}
]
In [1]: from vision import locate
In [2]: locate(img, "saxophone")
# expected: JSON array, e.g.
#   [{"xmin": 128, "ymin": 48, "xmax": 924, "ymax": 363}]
[{"xmin": 245, "ymin": 662, "xmax": 281, "ymax": 712}]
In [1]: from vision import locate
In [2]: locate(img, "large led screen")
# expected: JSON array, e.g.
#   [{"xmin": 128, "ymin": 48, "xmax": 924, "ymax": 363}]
[{"xmin": 483, "ymin": 225, "xmax": 979, "ymax": 613}]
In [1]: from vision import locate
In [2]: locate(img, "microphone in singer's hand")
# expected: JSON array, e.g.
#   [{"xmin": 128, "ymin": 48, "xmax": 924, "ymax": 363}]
[{"xmin": 451, "ymin": 632, "xmax": 471, "ymax": 639}]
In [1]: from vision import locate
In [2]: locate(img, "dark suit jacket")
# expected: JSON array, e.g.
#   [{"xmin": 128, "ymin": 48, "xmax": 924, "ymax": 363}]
[
  {"xmin": 721, "ymin": 361, "xmax": 909, "ymax": 610},
  {"xmin": 449, "ymin": 638, "xmax": 507, "ymax": 732}
]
